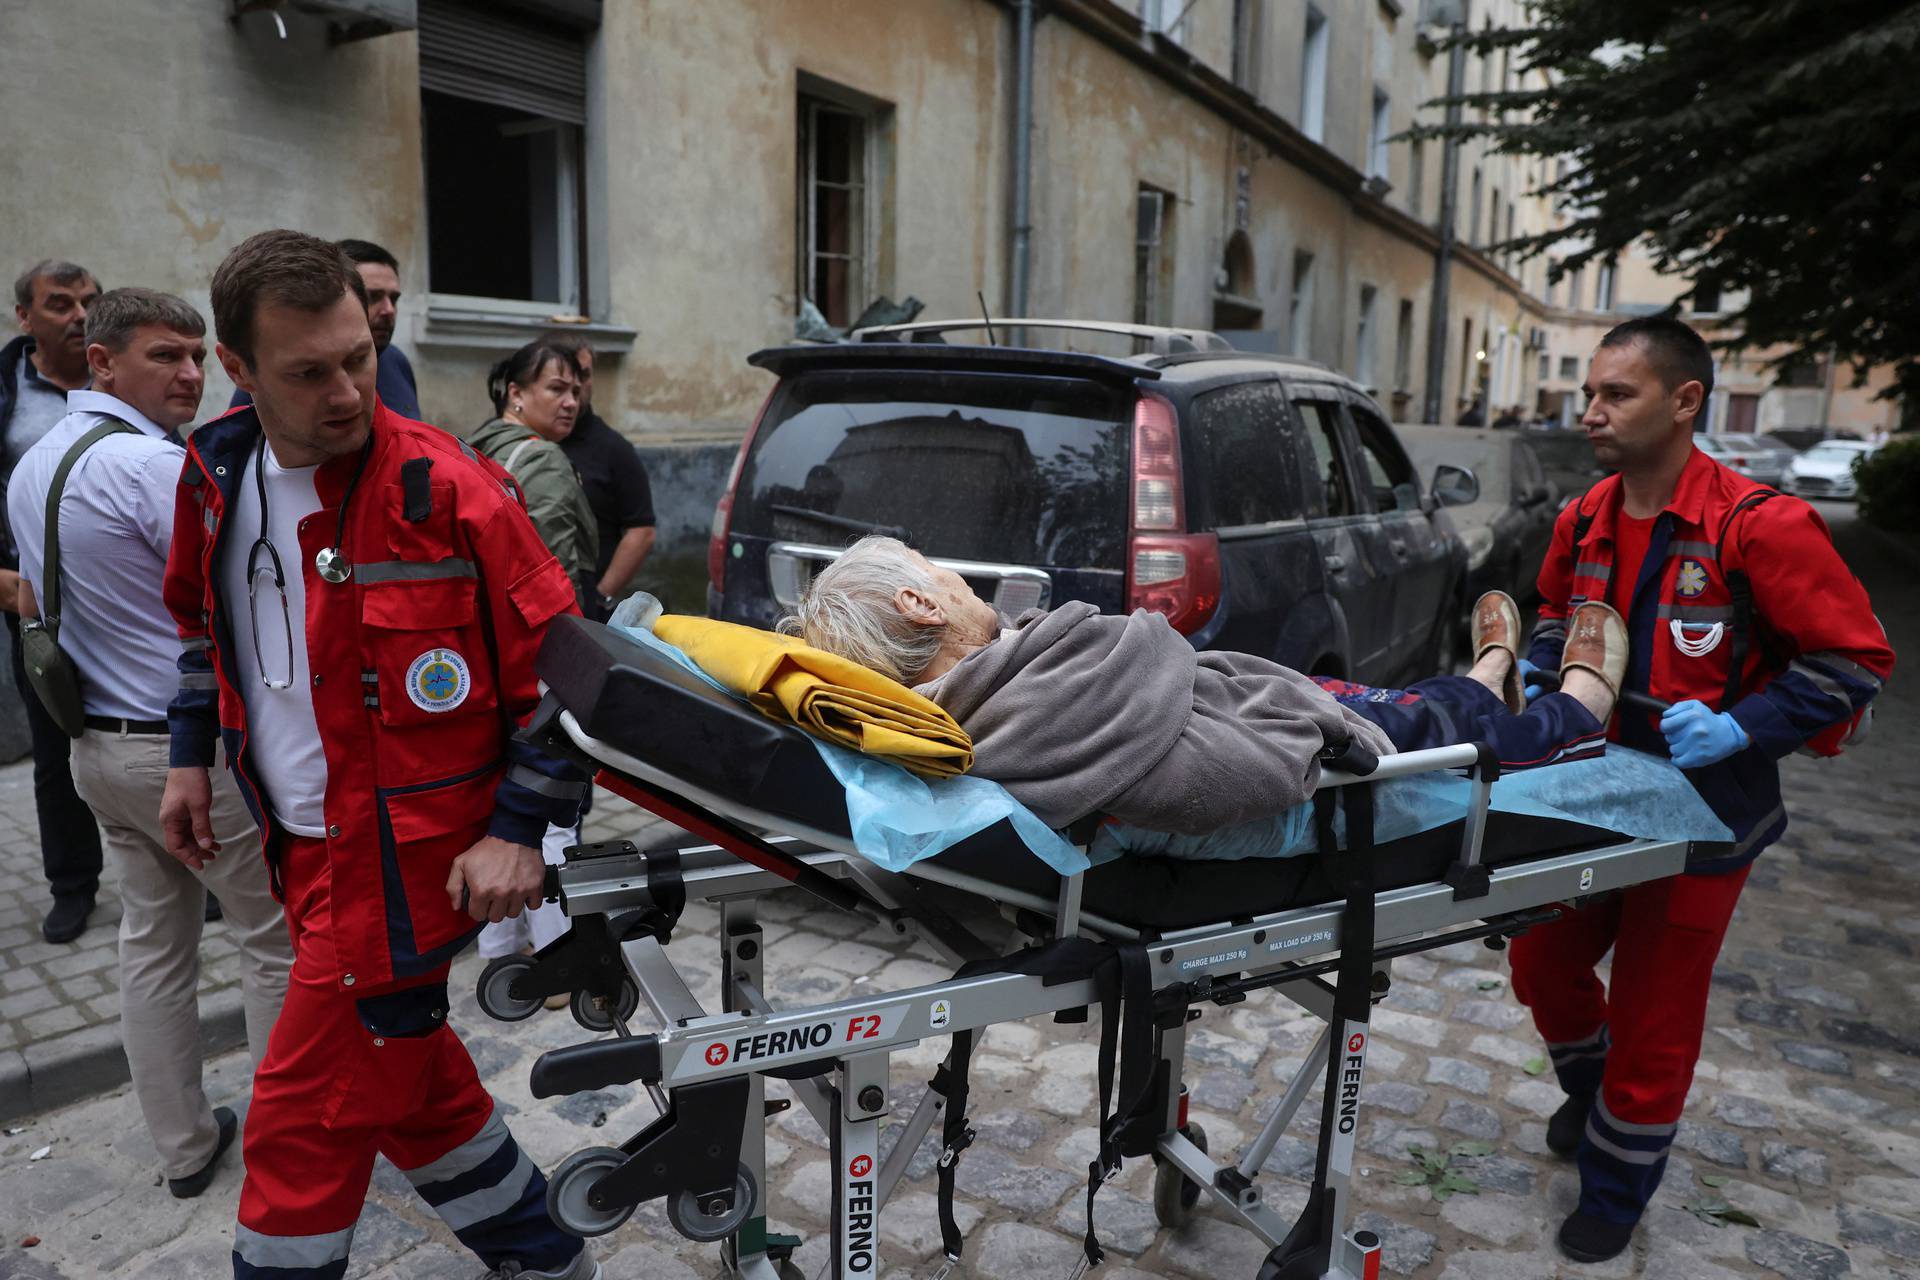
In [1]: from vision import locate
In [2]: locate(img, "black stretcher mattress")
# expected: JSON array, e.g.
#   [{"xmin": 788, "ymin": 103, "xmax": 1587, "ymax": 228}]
[{"xmin": 539, "ymin": 617, "xmax": 1630, "ymax": 931}]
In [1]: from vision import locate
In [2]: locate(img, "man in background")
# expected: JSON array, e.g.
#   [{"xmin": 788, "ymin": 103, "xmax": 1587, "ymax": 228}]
[
  {"xmin": 8, "ymin": 287, "xmax": 290, "ymax": 1198},
  {"xmin": 1, "ymin": 259, "xmax": 105, "ymax": 942},
  {"xmin": 541, "ymin": 330, "xmax": 655, "ymax": 618},
  {"xmin": 230, "ymin": 238, "xmax": 419, "ymax": 420}
]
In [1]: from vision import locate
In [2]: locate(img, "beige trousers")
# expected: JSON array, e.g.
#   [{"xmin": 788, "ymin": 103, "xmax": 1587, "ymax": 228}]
[{"xmin": 70, "ymin": 730, "xmax": 292, "ymax": 1178}]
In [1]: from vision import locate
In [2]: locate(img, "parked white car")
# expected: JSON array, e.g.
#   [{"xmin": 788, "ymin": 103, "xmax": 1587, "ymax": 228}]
[{"xmin": 1781, "ymin": 440, "xmax": 1878, "ymax": 500}]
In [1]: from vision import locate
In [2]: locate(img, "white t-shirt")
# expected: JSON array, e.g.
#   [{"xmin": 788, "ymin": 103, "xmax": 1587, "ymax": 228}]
[{"xmin": 220, "ymin": 443, "xmax": 330, "ymax": 837}]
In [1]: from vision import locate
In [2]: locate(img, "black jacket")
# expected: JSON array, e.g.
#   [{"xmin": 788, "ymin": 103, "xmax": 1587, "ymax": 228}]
[{"xmin": 0, "ymin": 334, "xmax": 35, "ymax": 569}]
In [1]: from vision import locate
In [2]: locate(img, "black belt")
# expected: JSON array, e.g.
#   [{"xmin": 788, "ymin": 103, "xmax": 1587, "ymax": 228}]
[{"xmin": 83, "ymin": 715, "xmax": 169, "ymax": 736}]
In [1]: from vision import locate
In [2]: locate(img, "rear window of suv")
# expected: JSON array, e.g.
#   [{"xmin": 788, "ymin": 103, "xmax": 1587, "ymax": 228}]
[{"xmin": 732, "ymin": 370, "xmax": 1133, "ymax": 569}]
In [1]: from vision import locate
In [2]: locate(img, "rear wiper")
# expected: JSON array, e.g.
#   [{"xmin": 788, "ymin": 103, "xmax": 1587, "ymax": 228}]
[{"xmin": 767, "ymin": 503, "xmax": 913, "ymax": 542}]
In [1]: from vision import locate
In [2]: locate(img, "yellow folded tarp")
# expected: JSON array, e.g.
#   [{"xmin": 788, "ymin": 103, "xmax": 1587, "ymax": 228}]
[{"xmin": 652, "ymin": 615, "xmax": 973, "ymax": 779}]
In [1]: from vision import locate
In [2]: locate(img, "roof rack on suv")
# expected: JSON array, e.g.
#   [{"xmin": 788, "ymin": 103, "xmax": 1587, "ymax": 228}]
[{"xmin": 853, "ymin": 318, "xmax": 1235, "ymax": 357}]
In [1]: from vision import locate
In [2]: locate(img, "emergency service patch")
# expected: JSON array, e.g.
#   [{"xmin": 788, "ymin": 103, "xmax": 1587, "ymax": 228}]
[
  {"xmin": 406, "ymin": 648, "xmax": 472, "ymax": 713},
  {"xmin": 1675, "ymin": 559, "xmax": 1709, "ymax": 598}
]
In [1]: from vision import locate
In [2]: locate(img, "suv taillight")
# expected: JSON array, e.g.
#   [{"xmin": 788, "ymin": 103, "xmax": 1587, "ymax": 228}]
[
  {"xmin": 709, "ymin": 390, "xmax": 774, "ymax": 594},
  {"xmin": 1125, "ymin": 392, "xmax": 1220, "ymax": 634}
]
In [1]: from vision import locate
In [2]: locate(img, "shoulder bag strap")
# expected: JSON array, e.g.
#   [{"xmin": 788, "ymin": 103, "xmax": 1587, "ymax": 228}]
[{"xmin": 38, "ymin": 421, "xmax": 139, "ymax": 636}]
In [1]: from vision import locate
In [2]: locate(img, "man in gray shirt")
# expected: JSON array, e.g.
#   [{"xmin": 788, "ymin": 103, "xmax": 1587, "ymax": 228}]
[{"xmin": 1, "ymin": 259, "xmax": 105, "ymax": 943}]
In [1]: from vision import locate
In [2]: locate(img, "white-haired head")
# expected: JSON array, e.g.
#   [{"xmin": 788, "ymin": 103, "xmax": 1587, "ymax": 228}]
[{"xmin": 779, "ymin": 536, "xmax": 947, "ymax": 683}]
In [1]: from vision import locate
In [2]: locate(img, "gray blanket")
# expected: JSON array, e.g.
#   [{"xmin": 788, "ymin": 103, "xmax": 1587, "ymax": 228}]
[{"xmin": 916, "ymin": 603, "xmax": 1396, "ymax": 835}]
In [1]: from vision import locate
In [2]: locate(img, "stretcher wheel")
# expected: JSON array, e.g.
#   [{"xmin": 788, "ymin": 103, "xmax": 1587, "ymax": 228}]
[
  {"xmin": 570, "ymin": 978, "xmax": 641, "ymax": 1033},
  {"xmin": 668, "ymin": 1163, "xmax": 758, "ymax": 1243},
  {"xmin": 476, "ymin": 955, "xmax": 543, "ymax": 1023},
  {"xmin": 1152, "ymin": 1122, "xmax": 1209, "ymax": 1229},
  {"xmin": 546, "ymin": 1146, "xmax": 635, "ymax": 1237}
]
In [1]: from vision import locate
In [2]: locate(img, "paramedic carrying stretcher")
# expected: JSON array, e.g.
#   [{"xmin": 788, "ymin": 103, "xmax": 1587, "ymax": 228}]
[
  {"xmin": 157, "ymin": 231, "xmax": 600, "ymax": 1280},
  {"xmin": 1513, "ymin": 316, "xmax": 1895, "ymax": 1264}
]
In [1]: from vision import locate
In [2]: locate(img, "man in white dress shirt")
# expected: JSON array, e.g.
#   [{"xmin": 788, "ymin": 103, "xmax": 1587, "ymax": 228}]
[{"xmin": 6, "ymin": 288, "xmax": 291, "ymax": 1198}]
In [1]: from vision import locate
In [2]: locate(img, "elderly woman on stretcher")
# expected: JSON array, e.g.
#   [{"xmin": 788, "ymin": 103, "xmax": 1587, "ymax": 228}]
[{"xmin": 777, "ymin": 535, "xmax": 1629, "ymax": 837}]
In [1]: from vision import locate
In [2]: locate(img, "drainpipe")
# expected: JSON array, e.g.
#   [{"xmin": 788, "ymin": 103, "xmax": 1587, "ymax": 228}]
[
  {"xmin": 1422, "ymin": 8, "xmax": 1469, "ymax": 424},
  {"xmin": 1010, "ymin": 0, "xmax": 1036, "ymax": 327}
]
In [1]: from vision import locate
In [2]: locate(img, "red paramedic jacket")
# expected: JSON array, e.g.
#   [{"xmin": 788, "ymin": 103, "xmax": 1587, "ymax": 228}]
[
  {"xmin": 164, "ymin": 403, "xmax": 589, "ymax": 989},
  {"xmin": 1528, "ymin": 447, "xmax": 1893, "ymax": 873}
]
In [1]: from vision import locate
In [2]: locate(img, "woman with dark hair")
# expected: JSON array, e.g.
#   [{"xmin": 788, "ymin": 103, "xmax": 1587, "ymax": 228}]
[
  {"xmin": 470, "ymin": 340, "xmax": 598, "ymax": 602},
  {"xmin": 468, "ymin": 341, "xmax": 599, "ymax": 979}
]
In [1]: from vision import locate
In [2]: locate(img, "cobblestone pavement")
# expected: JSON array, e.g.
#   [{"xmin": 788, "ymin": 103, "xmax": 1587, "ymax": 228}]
[{"xmin": 2, "ymin": 507, "xmax": 1916, "ymax": 1279}]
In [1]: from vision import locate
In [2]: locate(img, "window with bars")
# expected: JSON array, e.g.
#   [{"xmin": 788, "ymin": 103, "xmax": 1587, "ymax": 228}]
[
  {"xmin": 1134, "ymin": 186, "xmax": 1175, "ymax": 326},
  {"xmin": 799, "ymin": 95, "xmax": 871, "ymax": 329}
]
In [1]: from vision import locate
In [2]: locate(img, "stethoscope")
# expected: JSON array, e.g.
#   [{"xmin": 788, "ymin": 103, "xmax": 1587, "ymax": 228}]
[
  {"xmin": 243, "ymin": 433, "xmax": 371, "ymax": 689},
  {"xmin": 245, "ymin": 432, "xmax": 373, "ymax": 590}
]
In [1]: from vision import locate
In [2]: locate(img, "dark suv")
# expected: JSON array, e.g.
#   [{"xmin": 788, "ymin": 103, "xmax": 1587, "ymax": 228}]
[{"xmin": 707, "ymin": 321, "xmax": 1468, "ymax": 686}]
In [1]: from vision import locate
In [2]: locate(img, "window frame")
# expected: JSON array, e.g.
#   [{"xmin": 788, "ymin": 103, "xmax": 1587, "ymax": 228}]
[
  {"xmin": 1300, "ymin": 5, "xmax": 1330, "ymax": 143},
  {"xmin": 416, "ymin": 18, "xmax": 621, "ymax": 345},
  {"xmin": 1343, "ymin": 394, "xmax": 1421, "ymax": 514},
  {"xmin": 1231, "ymin": 0, "xmax": 1263, "ymax": 91},
  {"xmin": 1289, "ymin": 249, "xmax": 1316, "ymax": 359},
  {"xmin": 1287, "ymin": 382, "xmax": 1360, "ymax": 520},
  {"xmin": 1393, "ymin": 298, "xmax": 1415, "ymax": 394},
  {"xmin": 1355, "ymin": 284, "xmax": 1379, "ymax": 388},
  {"xmin": 1407, "ymin": 136, "xmax": 1425, "ymax": 220},
  {"xmin": 1367, "ymin": 87, "xmax": 1392, "ymax": 180},
  {"xmin": 1133, "ymin": 184, "xmax": 1175, "ymax": 326},
  {"xmin": 799, "ymin": 95, "xmax": 872, "ymax": 329}
]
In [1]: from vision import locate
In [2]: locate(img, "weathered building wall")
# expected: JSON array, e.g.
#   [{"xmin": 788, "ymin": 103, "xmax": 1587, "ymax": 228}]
[
  {"xmin": 0, "ymin": 0, "xmax": 427, "ymax": 415},
  {"xmin": 591, "ymin": 0, "xmax": 1012, "ymax": 439}
]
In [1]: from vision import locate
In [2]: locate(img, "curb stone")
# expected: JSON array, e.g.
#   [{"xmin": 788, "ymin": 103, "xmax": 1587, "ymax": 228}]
[{"xmin": 0, "ymin": 986, "xmax": 247, "ymax": 1124}]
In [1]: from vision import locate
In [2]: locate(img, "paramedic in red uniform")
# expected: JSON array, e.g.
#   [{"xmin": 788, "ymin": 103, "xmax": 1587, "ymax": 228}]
[
  {"xmin": 159, "ymin": 231, "xmax": 599, "ymax": 1280},
  {"xmin": 1513, "ymin": 316, "xmax": 1894, "ymax": 1263}
]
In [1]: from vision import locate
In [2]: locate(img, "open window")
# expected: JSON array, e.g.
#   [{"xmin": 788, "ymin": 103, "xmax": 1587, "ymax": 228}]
[
  {"xmin": 1347, "ymin": 401, "xmax": 1420, "ymax": 513},
  {"xmin": 797, "ymin": 77, "xmax": 894, "ymax": 330},
  {"xmin": 418, "ymin": 0, "xmax": 592, "ymax": 312}
]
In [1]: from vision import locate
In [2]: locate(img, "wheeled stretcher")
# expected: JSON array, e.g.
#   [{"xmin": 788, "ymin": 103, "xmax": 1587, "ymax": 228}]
[{"xmin": 484, "ymin": 617, "xmax": 1723, "ymax": 1279}]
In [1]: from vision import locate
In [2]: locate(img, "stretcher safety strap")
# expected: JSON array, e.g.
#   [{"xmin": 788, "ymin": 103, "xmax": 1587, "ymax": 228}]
[
  {"xmin": 928, "ymin": 937, "xmax": 1156, "ymax": 1271},
  {"xmin": 931, "ymin": 1028, "xmax": 976, "ymax": 1264},
  {"xmin": 1263, "ymin": 781, "xmax": 1375, "ymax": 1280},
  {"xmin": 1083, "ymin": 942, "xmax": 1153, "ymax": 1270}
]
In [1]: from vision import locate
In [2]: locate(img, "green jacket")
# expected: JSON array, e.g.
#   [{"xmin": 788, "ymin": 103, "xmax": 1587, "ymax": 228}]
[{"xmin": 468, "ymin": 416, "xmax": 600, "ymax": 594}]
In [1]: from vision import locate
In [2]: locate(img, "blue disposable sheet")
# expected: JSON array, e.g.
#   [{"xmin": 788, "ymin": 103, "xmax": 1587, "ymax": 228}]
[
  {"xmin": 610, "ymin": 619, "xmax": 1089, "ymax": 876},
  {"xmin": 1090, "ymin": 747, "xmax": 1732, "ymax": 864},
  {"xmin": 609, "ymin": 609, "xmax": 1725, "ymax": 876}
]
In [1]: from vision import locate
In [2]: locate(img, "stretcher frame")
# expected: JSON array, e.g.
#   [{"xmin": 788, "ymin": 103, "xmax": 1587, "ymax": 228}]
[{"xmin": 498, "ymin": 709, "xmax": 1694, "ymax": 1280}]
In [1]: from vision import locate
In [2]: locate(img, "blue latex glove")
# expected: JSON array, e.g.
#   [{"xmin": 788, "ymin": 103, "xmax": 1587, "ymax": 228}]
[
  {"xmin": 1660, "ymin": 699, "xmax": 1750, "ymax": 768},
  {"xmin": 1517, "ymin": 658, "xmax": 1546, "ymax": 703}
]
